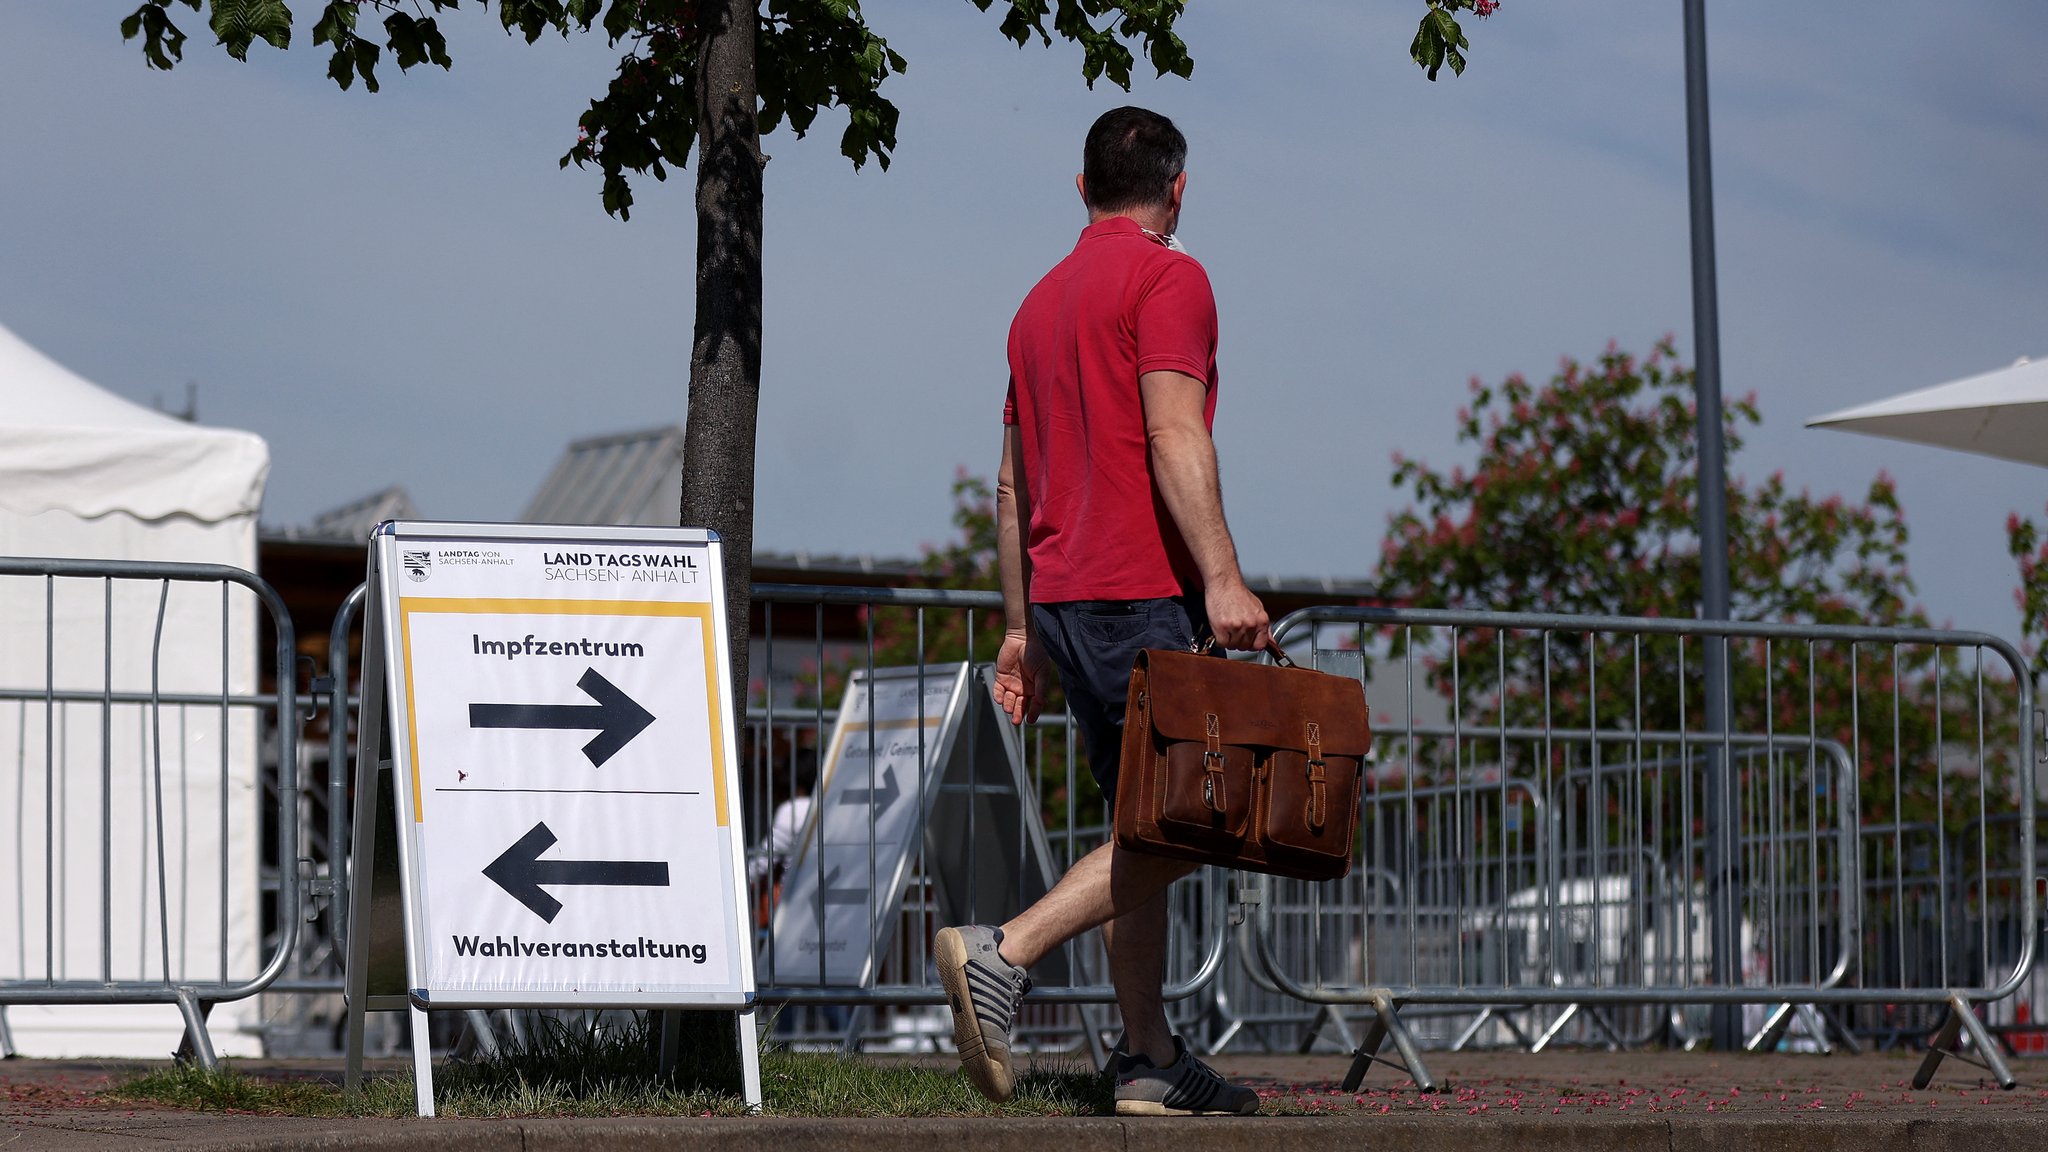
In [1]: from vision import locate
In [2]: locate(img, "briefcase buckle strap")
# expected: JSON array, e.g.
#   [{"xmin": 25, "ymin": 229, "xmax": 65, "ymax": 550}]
[
  {"xmin": 1203, "ymin": 712, "xmax": 1227, "ymax": 814},
  {"xmin": 1304, "ymin": 722, "xmax": 1327, "ymax": 832}
]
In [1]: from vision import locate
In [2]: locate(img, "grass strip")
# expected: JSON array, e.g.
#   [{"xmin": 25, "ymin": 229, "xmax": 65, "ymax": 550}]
[
  {"xmin": 110, "ymin": 1053, "xmax": 1110, "ymax": 1118},
  {"xmin": 111, "ymin": 1011, "xmax": 1113, "ymax": 1118}
]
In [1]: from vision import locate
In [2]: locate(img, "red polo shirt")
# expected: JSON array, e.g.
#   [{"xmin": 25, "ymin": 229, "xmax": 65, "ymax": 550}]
[{"xmin": 1003, "ymin": 216, "xmax": 1219, "ymax": 603}]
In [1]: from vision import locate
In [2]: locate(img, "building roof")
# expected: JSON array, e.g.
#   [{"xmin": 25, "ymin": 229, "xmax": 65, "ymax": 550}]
[
  {"xmin": 282, "ymin": 485, "xmax": 419, "ymax": 543},
  {"xmin": 520, "ymin": 425, "xmax": 683, "ymax": 526}
]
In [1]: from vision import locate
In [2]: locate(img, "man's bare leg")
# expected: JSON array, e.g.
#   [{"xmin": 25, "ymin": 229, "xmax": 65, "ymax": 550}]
[
  {"xmin": 1100, "ymin": 892, "xmax": 1176, "ymax": 1066},
  {"xmin": 995, "ymin": 841, "xmax": 1195, "ymax": 1066}
]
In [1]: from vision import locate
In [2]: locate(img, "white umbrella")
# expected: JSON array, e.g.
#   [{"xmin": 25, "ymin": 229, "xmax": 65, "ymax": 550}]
[{"xmin": 1808, "ymin": 356, "xmax": 2048, "ymax": 467}]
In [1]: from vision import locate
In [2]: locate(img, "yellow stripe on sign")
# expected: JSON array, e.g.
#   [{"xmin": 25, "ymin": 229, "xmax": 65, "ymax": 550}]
[{"xmin": 396, "ymin": 596, "xmax": 731, "ymax": 827}]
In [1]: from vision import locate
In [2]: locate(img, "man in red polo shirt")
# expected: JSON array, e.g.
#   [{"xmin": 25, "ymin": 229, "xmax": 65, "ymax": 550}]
[{"xmin": 935, "ymin": 106, "xmax": 1270, "ymax": 1116}]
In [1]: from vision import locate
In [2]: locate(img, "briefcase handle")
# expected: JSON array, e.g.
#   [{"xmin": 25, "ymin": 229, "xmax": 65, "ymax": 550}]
[{"xmin": 1190, "ymin": 629, "xmax": 1297, "ymax": 668}]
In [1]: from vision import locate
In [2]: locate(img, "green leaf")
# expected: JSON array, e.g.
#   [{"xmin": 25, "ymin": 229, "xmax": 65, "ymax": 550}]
[
  {"xmin": 353, "ymin": 36, "xmax": 381, "ymax": 91},
  {"xmin": 312, "ymin": 1, "xmax": 355, "ymax": 47},
  {"xmin": 210, "ymin": 0, "xmax": 293, "ymax": 61},
  {"xmin": 123, "ymin": 2, "xmax": 196, "ymax": 70},
  {"xmin": 420, "ymin": 16, "xmax": 452, "ymax": 67},
  {"xmin": 1411, "ymin": 15, "xmax": 1443, "ymax": 80},
  {"xmin": 385, "ymin": 11, "xmax": 424, "ymax": 69},
  {"xmin": 601, "ymin": 0, "xmax": 636, "ymax": 43},
  {"xmin": 326, "ymin": 39, "xmax": 356, "ymax": 88},
  {"xmin": 382, "ymin": 11, "xmax": 451, "ymax": 70}
]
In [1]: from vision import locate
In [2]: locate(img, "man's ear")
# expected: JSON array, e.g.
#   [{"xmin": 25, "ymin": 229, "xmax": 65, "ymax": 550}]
[
  {"xmin": 1076, "ymin": 173, "xmax": 1089, "ymax": 207},
  {"xmin": 1169, "ymin": 170, "xmax": 1186, "ymax": 213}
]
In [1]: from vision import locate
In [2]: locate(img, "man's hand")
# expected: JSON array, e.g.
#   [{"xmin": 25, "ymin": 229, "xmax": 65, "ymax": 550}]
[
  {"xmin": 992, "ymin": 631, "xmax": 1051, "ymax": 724},
  {"xmin": 1204, "ymin": 579, "xmax": 1273, "ymax": 652}
]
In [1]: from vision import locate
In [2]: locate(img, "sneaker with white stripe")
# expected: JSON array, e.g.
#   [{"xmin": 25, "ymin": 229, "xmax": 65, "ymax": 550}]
[
  {"xmin": 1113, "ymin": 1037, "xmax": 1260, "ymax": 1116},
  {"xmin": 935, "ymin": 924, "xmax": 1032, "ymax": 1102}
]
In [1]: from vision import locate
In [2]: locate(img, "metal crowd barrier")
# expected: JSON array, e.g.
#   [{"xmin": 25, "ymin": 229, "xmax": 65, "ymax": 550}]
[
  {"xmin": 287, "ymin": 582, "xmax": 1225, "ymax": 1062},
  {"xmin": 252, "ymin": 579, "xmax": 2043, "ymax": 1081},
  {"xmin": 1249, "ymin": 604, "xmax": 2039, "ymax": 1091},
  {"xmin": 0, "ymin": 558, "xmax": 300, "ymax": 1068},
  {"xmin": 746, "ymin": 584, "xmax": 1227, "ymax": 1060}
]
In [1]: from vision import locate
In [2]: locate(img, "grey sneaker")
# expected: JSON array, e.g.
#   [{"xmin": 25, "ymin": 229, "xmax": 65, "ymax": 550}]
[
  {"xmin": 934, "ymin": 924, "xmax": 1031, "ymax": 1102},
  {"xmin": 1113, "ymin": 1037, "xmax": 1260, "ymax": 1116}
]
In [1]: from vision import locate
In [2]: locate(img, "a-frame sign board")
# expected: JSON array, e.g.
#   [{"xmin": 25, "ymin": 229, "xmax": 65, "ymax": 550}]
[
  {"xmin": 342, "ymin": 522, "xmax": 760, "ymax": 1115},
  {"xmin": 766, "ymin": 663, "xmax": 1071, "ymax": 992}
]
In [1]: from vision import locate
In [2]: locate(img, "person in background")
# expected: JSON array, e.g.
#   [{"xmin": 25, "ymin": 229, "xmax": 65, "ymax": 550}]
[{"xmin": 750, "ymin": 748, "xmax": 817, "ymax": 905}]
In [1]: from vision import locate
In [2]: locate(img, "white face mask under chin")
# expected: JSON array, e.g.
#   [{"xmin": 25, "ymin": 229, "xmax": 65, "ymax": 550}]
[{"xmin": 1140, "ymin": 227, "xmax": 1188, "ymax": 254}]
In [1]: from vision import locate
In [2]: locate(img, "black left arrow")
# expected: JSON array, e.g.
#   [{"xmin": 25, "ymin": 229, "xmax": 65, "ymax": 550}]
[
  {"xmin": 469, "ymin": 667, "xmax": 655, "ymax": 768},
  {"xmin": 819, "ymin": 866, "xmax": 868, "ymax": 906},
  {"xmin": 482, "ymin": 821, "xmax": 670, "ymax": 923}
]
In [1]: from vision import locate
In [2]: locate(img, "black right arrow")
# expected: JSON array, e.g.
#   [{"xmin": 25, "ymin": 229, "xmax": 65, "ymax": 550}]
[
  {"xmin": 835, "ymin": 764, "xmax": 900, "ymax": 811},
  {"xmin": 469, "ymin": 667, "xmax": 655, "ymax": 768},
  {"xmin": 483, "ymin": 821, "xmax": 669, "ymax": 923}
]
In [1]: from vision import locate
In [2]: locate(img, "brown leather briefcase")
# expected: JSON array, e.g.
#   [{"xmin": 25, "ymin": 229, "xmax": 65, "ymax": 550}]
[{"xmin": 1114, "ymin": 646, "xmax": 1369, "ymax": 882}]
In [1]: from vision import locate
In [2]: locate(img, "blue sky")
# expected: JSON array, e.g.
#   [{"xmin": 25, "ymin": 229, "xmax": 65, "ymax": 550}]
[{"xmin": 2, "ymin": 3, "xmax": 2044, "ymax": 637}]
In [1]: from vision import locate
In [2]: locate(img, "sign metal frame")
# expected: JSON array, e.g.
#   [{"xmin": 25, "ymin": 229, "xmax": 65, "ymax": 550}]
[{"xmin": 342, "ymin": 521, "xmax": 761, "ymax": 1115}]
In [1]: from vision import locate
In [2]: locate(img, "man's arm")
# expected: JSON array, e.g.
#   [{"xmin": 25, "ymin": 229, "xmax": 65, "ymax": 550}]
[
  {"xmin": 1140, "ymin": 370, "xmax": 1272, "ymax": 651},
  {"xmin": 993, "ymin": 423, "xmax": 1050, "ymax": 722}
]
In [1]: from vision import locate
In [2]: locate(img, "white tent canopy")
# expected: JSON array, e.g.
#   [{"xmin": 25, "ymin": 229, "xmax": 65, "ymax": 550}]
[
  {"xmin": 1808, "ymin": 356, "xmax": 2048, "ymax": 468},
  {"xmin": 0, "ymin": 321, "xmax": 271, "ymax": 1059},
  {"xmin": 0, "ymin": 322, "xmax": 266, "ymax": 522}
]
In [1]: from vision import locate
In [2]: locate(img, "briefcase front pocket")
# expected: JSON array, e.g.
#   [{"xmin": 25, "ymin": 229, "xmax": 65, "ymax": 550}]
[
  {"xmin": 1153, "ymin": 740, "xmax": 1255, "ymax": 848},
  {"xmin": 1262, "ymin": 747, "xmax": 1364, "ymax": 874}
]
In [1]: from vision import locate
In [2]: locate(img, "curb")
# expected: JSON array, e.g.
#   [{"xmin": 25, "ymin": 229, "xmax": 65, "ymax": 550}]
[{"xmin": 27, "ymin": 1113, "xmax": 2048, "ymax": 1152}]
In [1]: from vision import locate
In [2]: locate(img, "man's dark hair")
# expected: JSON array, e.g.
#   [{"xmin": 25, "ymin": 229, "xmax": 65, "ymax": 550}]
[{"xmin": 1083, "ymin": 106, "xmax": 1186, "ymax": 213}]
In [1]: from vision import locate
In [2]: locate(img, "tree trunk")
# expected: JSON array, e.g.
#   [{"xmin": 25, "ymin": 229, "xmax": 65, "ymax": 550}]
[
  {"xmin": 684, "ymin": 0, "xmax": 763, "ymax": 726},
  {"xmin": 663, "ymin": 0, "xmax": 762, "ymax": 1091}
]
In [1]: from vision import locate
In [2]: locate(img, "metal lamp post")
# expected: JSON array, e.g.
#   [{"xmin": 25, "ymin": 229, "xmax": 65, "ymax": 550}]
[{"xmin": 1682, "ymin": 0, "xmax": 1740, "ymax": 1053}]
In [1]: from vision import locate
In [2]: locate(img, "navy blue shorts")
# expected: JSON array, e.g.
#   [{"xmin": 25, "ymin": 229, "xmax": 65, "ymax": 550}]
[{"xmin": 1030, "ymin": 596, "xmax": 1206, "ymax": 801}]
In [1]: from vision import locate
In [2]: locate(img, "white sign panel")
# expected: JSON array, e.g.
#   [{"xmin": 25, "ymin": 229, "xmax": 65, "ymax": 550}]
[
  {"xmin": 373, "ymin": 524, "xmax": 751, "ymax": 1007},
  {"xmin": 770, "ymin": 665, "xmax": 967, "ymax": 987}
]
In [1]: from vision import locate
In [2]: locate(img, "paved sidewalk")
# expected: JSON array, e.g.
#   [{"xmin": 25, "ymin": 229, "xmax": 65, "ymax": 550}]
[{"xmin": 6, "ymin": 1049, "xmax": 2048, "ymax": 1150}]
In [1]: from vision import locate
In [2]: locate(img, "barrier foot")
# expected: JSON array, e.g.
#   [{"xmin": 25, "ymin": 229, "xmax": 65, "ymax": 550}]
[
  {"xmin": 1339, "ymin": 1017, "xmax": 1383, "ymax": 1092},
  {"xmin": 1339, "ymin": 992, "xmax": 1438, "ymax": 1094},
  {"xmin": 462, "ymin": 1010, "xmax": 501, "ymax": 1060},
  {"xmin": 171, "ymin": 990, "xmax": 217, "ymax": 1071},
  {"xmin": 0, "ymin": 1005, "xmax": 14, "ymax": 1058},
  {"xmin": 1914, "ymin": 994, "xmax": 2017, "ymax": 1091},
  {"xmin": 1746, "ymin": 1003, "xmax": 1796, "ymax": 1053},
  {"xmin": 839, "ymin": 1005, "xmax": 869, "ymax": 1054},
  {"xmin": 1206, "ymin": 1016, "xmax": 1245, "ymax": 1057},
  {"xmin": 1583, "ymin": 1006, "xmax": 1626, "ymax": 1051},
  {"xmin": 1298, "ymin": 1004, "xmax": 1355, "ymax": 1055},
  {"xmin": 1796, "ymin": 1004, "xmax": 1836, "ymax": 1056},
  {"xmin": 1530, "ymin": 1003, "xmax": 1580, "ymax": 1053},
  {"xmin": 1747, "ymin": 1003, "xmax": 1838, "ymax": 1055},
  {"xmin": 1823, "ymin": 1007, "xmax": 1863, "ymax": 1055},
  {"xmin": 1081, "ymin": 1004, "xmax": 1114, "ymax": 1069},
  {"xmin": 1956, "ymin": 1003, "xmax": 2017, "ymax": 1090},
  {"xmin": 1449, "ymin": 1007, "xmax": 1493, "ymax": 1052},
  {"xmin": 1495, "ymin": 1007, "xmax": 1535, "ymax": 1050}
]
